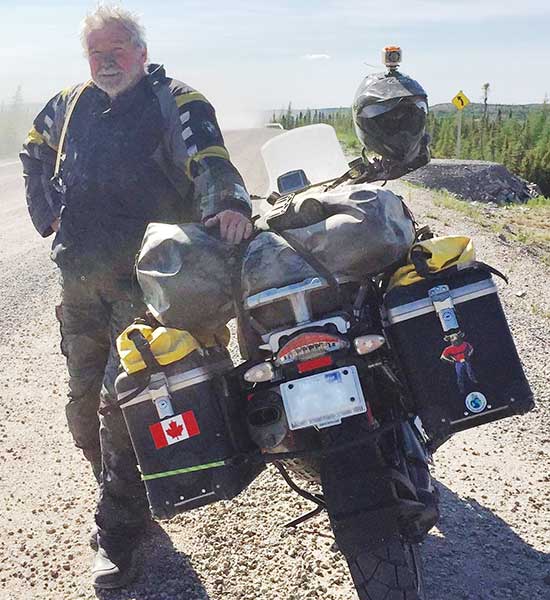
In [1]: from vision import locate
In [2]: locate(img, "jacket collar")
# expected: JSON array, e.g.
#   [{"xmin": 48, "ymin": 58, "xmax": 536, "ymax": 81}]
[
  {"xmin": 146, "ymin": 63, "xmax": 167, "ymax": 84},
  {"xmin": 91, "ymin": 64, "xmax": 166, "ymax": 114}
]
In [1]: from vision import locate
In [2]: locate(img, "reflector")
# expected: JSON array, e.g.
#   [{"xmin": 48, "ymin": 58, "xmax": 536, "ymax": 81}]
[{"xmin": 297, "ymin": 355, "xmax": 333, "ymax": 374}]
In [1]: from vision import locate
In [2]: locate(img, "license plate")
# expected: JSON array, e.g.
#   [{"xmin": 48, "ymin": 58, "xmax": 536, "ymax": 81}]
[{"xmin": 280, "ymin": 366, "xmax": 367, "ymax": 430}]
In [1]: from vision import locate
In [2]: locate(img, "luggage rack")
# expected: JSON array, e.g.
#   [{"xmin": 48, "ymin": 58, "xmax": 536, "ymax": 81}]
[{"xmin": 243, "ymin": 276, "xmax": 357, "ymax": 352}]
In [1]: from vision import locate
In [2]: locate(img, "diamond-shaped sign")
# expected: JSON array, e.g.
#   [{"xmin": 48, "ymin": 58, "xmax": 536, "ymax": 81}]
[{"xmin": 452, "ymin": 90, "xmax": 470, "ymax": 111}]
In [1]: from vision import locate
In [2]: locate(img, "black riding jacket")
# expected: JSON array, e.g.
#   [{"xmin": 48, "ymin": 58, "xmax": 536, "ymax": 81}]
[{"xmin": 20, "ymin": 64, "xmax": 251, "ymax": 275}]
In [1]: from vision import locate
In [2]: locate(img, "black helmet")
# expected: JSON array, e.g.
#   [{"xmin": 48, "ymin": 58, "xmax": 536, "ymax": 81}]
[{"xmin": 353, "ymin": 71, "xmax": 428, "ymax": 163}]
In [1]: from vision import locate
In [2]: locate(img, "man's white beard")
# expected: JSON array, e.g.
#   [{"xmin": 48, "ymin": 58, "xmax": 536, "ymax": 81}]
[{"xmin": 93, "ymin": 65, "xmax": 145, "ymax": 98}]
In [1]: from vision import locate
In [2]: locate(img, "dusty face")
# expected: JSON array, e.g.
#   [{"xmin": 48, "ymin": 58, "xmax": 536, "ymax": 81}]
[{"xmin": 86, "ymin": 22, "xmax": 147, "ymax": 98}]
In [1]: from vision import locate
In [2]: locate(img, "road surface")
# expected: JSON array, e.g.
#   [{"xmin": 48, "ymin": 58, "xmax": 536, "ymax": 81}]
[{"xmin": 0, "ymin": 131, "xmax": 548, "ymax": 600}]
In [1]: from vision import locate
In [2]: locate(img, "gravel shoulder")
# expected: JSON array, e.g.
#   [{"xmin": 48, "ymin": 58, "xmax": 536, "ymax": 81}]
[{"xmin": 0, "ymin": 165, "xmax": 548, "ymax": 600}]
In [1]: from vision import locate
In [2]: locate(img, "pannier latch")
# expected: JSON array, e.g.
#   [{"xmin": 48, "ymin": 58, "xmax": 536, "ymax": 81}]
[
  {"xmin": 148, "ymin": 372, "xmax": 175, "ymax": 419},
  {"xmin": 428, "ymin": 285, "xmax": 460, "ymax": 332}
]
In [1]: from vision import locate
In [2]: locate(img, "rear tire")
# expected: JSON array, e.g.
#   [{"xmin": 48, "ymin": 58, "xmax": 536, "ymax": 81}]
[{"xmin": 347, "ymin": 537, "xmax": 425, "ymax": 600}]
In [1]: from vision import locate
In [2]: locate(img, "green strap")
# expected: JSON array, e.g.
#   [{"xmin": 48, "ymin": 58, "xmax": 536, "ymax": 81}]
[{"xmin": 141, "ymin": 460, "xmax": 226, "ymax": 481}]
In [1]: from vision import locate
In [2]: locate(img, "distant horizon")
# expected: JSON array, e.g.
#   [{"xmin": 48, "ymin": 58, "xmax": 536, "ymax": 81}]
[
  {"xmin": 4, "ymin": 97, "xmax": 548, "ymax": 112},
  {"xmin": 269, "ymin": 100, "xmax": 548, "ymax": 114}
]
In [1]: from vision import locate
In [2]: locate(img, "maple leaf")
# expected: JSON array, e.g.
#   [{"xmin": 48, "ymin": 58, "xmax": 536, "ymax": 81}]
[{"xmin": 166, "ymin": 420, "xmax": 184, "ymax": 439}]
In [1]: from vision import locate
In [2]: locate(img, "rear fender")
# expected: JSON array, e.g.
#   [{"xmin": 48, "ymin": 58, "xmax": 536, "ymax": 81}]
[
  {"xmin": 320, "ymin": 426, "xmax": 406, "ymax": 557},
  {"xmin": 320, "ymin": 420, "xmax": 438, "ymax": 557}
]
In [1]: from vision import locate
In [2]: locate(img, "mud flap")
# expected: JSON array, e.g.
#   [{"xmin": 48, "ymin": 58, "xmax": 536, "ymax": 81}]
[
  {"xmin": 321, "ymin": 424, "xmax": 441, "ymax": 557},
  {"xmin": 320, "ymin": 433, "xmax": 403, "ymax": 558}
]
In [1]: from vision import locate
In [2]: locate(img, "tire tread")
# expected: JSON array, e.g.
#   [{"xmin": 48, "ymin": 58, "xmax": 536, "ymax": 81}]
[{"xmin": 347, "ymin": 538, "xmax": 424, "ymax": 600}]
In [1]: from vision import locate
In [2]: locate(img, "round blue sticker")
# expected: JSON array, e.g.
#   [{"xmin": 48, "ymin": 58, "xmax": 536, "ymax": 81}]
[{"xmin": 465, "ymin": 392, "xmax": 488, "ymax": 414}]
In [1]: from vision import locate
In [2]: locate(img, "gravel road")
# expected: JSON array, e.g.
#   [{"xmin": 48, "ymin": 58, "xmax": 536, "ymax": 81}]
[{"xmin": 0, "ymin": 145, "xmax": 548, "ymax": 600}]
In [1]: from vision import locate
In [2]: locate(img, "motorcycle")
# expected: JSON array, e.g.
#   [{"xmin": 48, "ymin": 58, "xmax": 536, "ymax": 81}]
[
  {"xmin": 121, "ymin": 122, "xmax": 533, "ymax": 600},
  {"xmin": 232, "ymin": 123, "xmax": 438, "ymax": 600}
]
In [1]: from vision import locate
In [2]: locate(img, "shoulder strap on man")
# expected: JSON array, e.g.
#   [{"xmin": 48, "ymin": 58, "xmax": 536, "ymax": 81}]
[{"xmin": 53, "ymin": 81, "xmax": 92, "ymax": 180}]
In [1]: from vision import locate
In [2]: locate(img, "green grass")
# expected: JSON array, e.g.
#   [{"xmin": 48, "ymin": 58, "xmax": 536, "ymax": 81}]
[
  {"xmin": 426, "ymin": 189, "xmax": 550, "ymax": 265},
  {"xmin": 526, "ymin": 196, "xmax": 550, "ymax": 207},
  {"xmin": 431, "ymin": 191, "xmax": 487, "ymax": 221},
  {"xmin": 335, "ymin": 130, "xmax": 361, "ymax": 154}
]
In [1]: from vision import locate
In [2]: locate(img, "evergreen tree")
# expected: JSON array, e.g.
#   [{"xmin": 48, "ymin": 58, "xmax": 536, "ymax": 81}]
[
  {"xmin": 269, "ymin": 98, "xmax": 550, "ymax": 195},
  {"xmin": 12, "ymin": 85, "xmax": 24, "ymax": 110},
  {"xmin": 0, "ymin": 84, "xmax": 25, "ymax": 157}
]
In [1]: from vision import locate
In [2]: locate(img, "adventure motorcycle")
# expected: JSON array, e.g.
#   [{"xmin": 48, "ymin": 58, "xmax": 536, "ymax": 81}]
[
  {"xmin": 232, "ymin": 125, "xmax": 438, "ymax": 599},
  {"xmin": 118, "ymin": 93, "xmax": 532, "ymax": 600}
]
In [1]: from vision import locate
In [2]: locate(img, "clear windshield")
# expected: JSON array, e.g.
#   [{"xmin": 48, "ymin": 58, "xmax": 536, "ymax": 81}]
[{"xmin": 260, "ymin": 124, "xmax": 349, "ymax": 195}]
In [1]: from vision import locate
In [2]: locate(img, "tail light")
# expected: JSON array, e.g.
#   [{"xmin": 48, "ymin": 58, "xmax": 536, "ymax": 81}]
[
  {"xmin": 297, "ymin": 355, "xmax": 333, "ymax": 374},
  {"xmin": 353, "ymin": 334, "xmax": 385, "ymax": 355},
  {"xmin": 244, "ymin": 362, "xmax": 275, "ymax": 383},
  {"xmin": 276, "ymin": 332, "xmax": 349, "ymax": 366}
]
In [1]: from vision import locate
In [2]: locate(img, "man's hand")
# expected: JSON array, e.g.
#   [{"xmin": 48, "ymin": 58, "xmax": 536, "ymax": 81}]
[
  {"xmin": 51, "ymin": 217, "xmax": 60, "ymax": 233},
  {"xmin": 204, "ymin": 210, "xmax": 253, "ymax": 245}
]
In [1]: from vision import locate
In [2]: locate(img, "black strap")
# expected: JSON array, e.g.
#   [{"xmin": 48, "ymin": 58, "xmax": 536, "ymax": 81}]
[
  {"xmin": 401, "ymin": 199, "xmax": 418, "ymax": 230},
  {"xmin": 260, "ymin": 193, "xmax": 340, "ymax": 297},
  {"xmin": 276, "ymin": 230, "xmax": 341, "ymax": 303},
  {"xmin": 101, "ymin": 325, "xmax": 161, "ymax": 415},
  {"xmin": 410, "ymin": 248, "xmax": 432, "ymax": 279},
  {"xmin": 127, "ymin": 329, "xmax": 162, "ymax": 371},
  {"xmin": 414, "ymin": 225, "xmax": 434, "ymax": 242},
  {"xmin": 469, "ymin": 261, "xmax": 508, "ymax": 284},
  {"xmin": 228, "ymin": 246, "xmax": 263, "ymax": 361},
  {"xmin": 410, "ymin": 249, "xmax": 508, "ymax": 284}
]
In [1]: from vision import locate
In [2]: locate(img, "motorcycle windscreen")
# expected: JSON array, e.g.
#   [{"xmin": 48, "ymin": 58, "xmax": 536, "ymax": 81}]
[{"xmin": 261, "ymin": 124, "xmax": 349, "ymax": 196}]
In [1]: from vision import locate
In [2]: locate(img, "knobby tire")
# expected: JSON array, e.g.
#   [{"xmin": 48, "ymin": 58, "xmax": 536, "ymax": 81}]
[{"xmin": 347, "ymin": 536, "xmax": 425, "ymax": 600}]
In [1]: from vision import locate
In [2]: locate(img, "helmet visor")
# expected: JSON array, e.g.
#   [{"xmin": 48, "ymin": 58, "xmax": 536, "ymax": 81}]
[
  {"xmin": 358, "ymin": 97, "xmax": 428, "ymax": 119},
  {"xmin": 373, "ymin": 100, "xmax": 427, "ymax": 137},
  {"xmin": 355, "ymin": 99, "xmax": 428, "ymax": 162}
]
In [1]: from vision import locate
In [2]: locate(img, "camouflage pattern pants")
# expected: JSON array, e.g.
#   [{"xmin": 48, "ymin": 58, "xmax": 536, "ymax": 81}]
[{"xmin": 57, "ymin": 271, "xmax": 149, "ymax": 546}]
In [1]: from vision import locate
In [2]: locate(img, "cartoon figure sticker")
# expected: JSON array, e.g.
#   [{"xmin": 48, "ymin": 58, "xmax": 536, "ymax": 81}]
[
  {"xmin": 440, "ymin": 331, "xmax": 478, "ymax": 394},
  {"xmin": 465, "ymin": 391, "xmax": 488, "ymax": 414}
]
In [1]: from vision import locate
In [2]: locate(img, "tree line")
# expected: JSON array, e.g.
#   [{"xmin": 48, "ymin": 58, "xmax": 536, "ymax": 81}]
[
  {"xmin": 0, "ymin": 86, "xmax": 38, "ymax": 158},
  {"xmin": 273, "ymin": 100, "xmax": 550, "ymax": 196},
  {"xmin": 272, "ymin": 104, "xmax": 362, "ymax": 152},
  {"xmin": 6, "ymin": 84, "xmax": 549, "ymax": 197},
  {"xmin": 427, "ymin": 104, "xmax": 550, "ymax": 195}
]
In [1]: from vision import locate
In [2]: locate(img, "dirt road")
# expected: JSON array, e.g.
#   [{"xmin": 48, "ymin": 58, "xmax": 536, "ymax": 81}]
[{"xmin": 0, "ymin": 142, "xmax": 548, "ymax": 600}]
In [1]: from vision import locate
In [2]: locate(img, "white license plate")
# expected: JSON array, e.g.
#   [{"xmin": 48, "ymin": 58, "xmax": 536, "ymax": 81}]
[{"xmin": 280, "ymin": 366, "xmax": 367, "ymax": 430}]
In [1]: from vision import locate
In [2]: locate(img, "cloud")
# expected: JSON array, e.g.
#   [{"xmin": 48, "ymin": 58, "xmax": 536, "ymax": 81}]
[{"xmin": 302, "ymin": 54, "xmax": 331, "ymax": 61}]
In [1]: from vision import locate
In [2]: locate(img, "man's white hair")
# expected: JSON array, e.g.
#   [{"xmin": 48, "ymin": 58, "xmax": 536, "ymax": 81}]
[{"xmin": 80, "ymin": 4, "xmax": 146, "ymax": 53}]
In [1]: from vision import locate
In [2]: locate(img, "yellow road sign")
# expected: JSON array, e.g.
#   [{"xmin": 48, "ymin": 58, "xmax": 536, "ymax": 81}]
[{"xmin": 452, "ymin": 90, "xmax": 470, "ymax": 111}]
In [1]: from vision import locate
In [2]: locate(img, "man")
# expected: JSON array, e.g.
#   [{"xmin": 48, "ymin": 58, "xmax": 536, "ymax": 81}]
[
  {"xmin": 21, "ymin": 4, "xmax": 252, "ymax": 588},
  {"xmin": 440, "ymin": 331, "xmax": 477, "ymax": 394}
]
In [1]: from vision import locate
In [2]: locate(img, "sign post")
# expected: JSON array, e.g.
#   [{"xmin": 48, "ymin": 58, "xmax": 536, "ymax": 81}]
[{"xmin": 452, "ymin": 90, "xmax": 470, "ymax": 159}]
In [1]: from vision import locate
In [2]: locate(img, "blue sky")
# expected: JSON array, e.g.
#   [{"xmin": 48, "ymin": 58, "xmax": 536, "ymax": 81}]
[{"xmin": 1, "ymin": 0, "xmax": 550, "ymax": 127}]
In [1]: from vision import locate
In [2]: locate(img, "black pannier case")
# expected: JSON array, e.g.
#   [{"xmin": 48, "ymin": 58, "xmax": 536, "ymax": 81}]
[
  {"xmin": 383, "ymin": 268, "xmax": 534, "ymax": 445},
  {"xmin": 115, "ymin": 347, "xmax": 263, "ymax": 519}
]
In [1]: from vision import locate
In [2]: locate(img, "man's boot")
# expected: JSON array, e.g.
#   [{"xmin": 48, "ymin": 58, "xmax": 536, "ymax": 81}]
[
  {"xmin": 91, "ymin": 543, "xmax": 138, "ymax": 589},
  {"xmin": 89, "ymin": 519, "xmax": 154, "ymax": 551}
]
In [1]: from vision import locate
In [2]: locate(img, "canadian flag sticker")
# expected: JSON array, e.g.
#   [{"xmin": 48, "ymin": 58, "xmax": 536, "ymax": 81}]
[{"xmin": 149, "ymin": 411, "xmax": 200, "ymax": 449}]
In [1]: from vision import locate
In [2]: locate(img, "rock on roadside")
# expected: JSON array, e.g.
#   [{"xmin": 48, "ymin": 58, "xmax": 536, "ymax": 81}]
[{"xmin": 403, "ymin": 159, "xmax": 540, "ymax": 204}]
